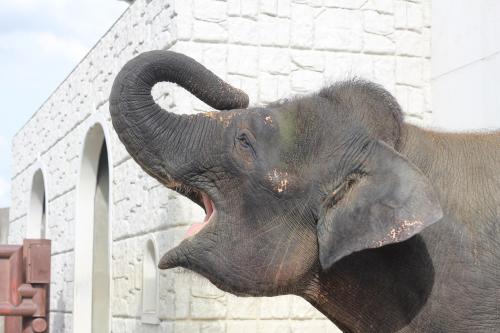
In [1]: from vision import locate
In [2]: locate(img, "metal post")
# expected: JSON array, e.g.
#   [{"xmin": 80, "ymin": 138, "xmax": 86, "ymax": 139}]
[{"xmin": 0, "ymin": 239, "xmax": 51, "ymax": 333}]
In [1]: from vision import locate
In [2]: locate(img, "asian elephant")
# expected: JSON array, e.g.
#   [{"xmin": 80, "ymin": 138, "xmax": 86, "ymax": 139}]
[{"xmin": 109, "ymin": 51, "xmax": 500, "ymax": 332}]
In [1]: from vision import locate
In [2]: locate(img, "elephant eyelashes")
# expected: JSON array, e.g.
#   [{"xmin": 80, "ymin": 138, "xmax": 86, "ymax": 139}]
[
  {"xmin": 236, "ymin": 129, "xmax": 257, "ymax": 154},
  {"xmin": 237, "ymin": 133, "xmax": 252, "ymax": 148}
]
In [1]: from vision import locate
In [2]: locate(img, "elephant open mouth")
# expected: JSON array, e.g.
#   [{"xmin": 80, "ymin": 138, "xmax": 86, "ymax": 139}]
[
  {"xmin": 186, "ymin": 192, "xmax": 216, "ymax": 237},
  {"xmin": 164, "ymin": 180, "xmax": 218, "ymax": 237}
]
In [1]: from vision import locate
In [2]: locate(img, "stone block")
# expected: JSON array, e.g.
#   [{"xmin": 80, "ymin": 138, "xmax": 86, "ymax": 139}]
[
  {"xmin": 238, "ymin": 76, "xmax": 259, "ymax": 105},
  {"xmin": 261, "ymin": 0, "xmax": 278, "ymax": 16},
  {"xmin": 228, "ymin": 45, "xmax": 259, "ymax": 77},
  {"xmin": 200, "ymin": 321, "xmax": 226, "ymax": 333},
  {"xmin": 324, "ymin": 0, "xmax": 366, "ymax": 9},
  {"xmin": 373, "ymin": 55, "xmax": 396, "ymax": 90},
  {"xmin": 194, "ymin": 0, "xmax": 227, "ymax": 22},
  {"xmin": 291, "ymin": 50, "xmax": 325, "ymax": 72},
  {"xmin": 173, "ymin": 272, "xmax": 192, "ymax": 318},
  {"xmin": 191, "ymin": 295, "xmax": 227, "ymax": 319},
  {"xmin": 422, "ymin": 27, "xmax": 431, "ymax": 57},
  {"xmin": 7, "ymin": 217, "xmax": 26, "ymax": 244},
  {"xmin": 260, "ymin": 295, "xmax": 291, "ymax": 318},
  {"xmin": 226, "ymin": 320, "xmax": 258, "ymax": 333},
  {"xmin": 323, "ymin": 52, "xmax": 356, "ymax": 81},
  {"xmin": 203, "ymin": 43, "xmax": 227, "ymax": 77},
  {"xmin": 191, "ymin": 280, "xmax": 225, "ymax": 298},
  {"xmin": 290, "ymin": 296, "xmax": 323, "ymax": 319},
  {"xmin": 259, "ymin": 15, "xmax": 290, "ymax": 46},
  {"xmin": 291, "ymin": 69, "xmax": 324, "ymax": 93},
  {"xmin": 227, "ymin": 294, "xmax": 259, "ymax": 318},
  {"xmin": 193, "ymin": 21, "xmax": 228, "ymax": 42},
  {"xmin": 227, "ymin": 0, "xmax": 240, "ymax": 16},
  {"xmin": 50, "ymin": 252, "xmax": 75, "ymax": 312},
  {"xmin": 290, "ymin": 320, "xmax": 341, "ymax": 333},
  {"xmin": 395, "ymin": 1, "xmax": 423, "ymax": 31},
  {"xmin": 406, "ymin": 1, "xmax": 424, "ymax": 31},
  {"xmin": 258, "ymin": 320, "xmax": 291, "ymax": 333},
  {"xmin": 362, "ymin": 0, "xmax": 394, "ymax": 14},
  {"xmin": 228, "ymin": 17, "xmax": 260, "ymax": 45},
  {"xmin": 174, "ymin": 321, "xmax": 201, "ymax": 333},
  {"xmin": 396, "ymin": 56, "xmax": 423, "ymax": 86},
  {"xmin": 290, "ymin": 3, "xmax": 314, "ymax": 48},
  {"xmin": 395, "ymin": 30, "xmax": 423, "ymax": 56},
  {"xmin": 364, "ymin": 33, "xmax": 395, "ymax": 54},
  {"xmin": 50, "ymin": 312, "xmax": 72, "ymax": 333},
  {"xmin": 315, "ymin": 9, "xmax": 363, "ymax": 51},
  {"xmin": 363, "ymin": 10, "xmax": 394, "ymax": 35},
  {"xmin": 173, "ymin": 0, "xmax": 193, "ymax": 40},
  {"xmin": 260, "ymin": 48, "xmax": 292, "ymax": 75},
  {"xmin": 406, "ymin": 85, "xmax": 425, "ymax": 116},
  {"xmin": 259, "ymin": 73, "xmax": 280, "ymax": 103},
  {"xmin": 422, "ymin": 0, "xmax": 431, "ymax": 27},
  {"xmin": 277, "ymin": 0, "xmax": 292, "ymax": 17},
  {"xmin": 48, "ymin": 190, "xmax": 76, "ymax": 254},
  {"xmin": 241, "ymin": 0, "xmax": 259, "ymax": 18}
]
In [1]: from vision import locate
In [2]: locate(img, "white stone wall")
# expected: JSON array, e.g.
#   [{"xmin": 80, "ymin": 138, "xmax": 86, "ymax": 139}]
[{"xmin": 8, "ymin": 0, "xmax": 431, "ymax": 332}]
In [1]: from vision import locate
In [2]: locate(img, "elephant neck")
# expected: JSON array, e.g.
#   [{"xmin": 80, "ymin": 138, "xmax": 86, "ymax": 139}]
[
  {"xmin": 301, "ymin": 266, "xmax": 409, "ymax": 332},
  {"xmin": 301, "ymin": 270, "xmax": 375, "ymax": 333},
  {"xmin": 301, "ymin": 234, "xmax": 435, "ymax": 332}
]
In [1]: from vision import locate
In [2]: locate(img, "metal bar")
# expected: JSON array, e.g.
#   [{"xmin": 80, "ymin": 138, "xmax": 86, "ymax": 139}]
[
  {"xmin": 0, "ymin": 245, "xmax": 22, "ymax": 258},
  {"xmin": 0, "ymin": 302, "xmax": 37, "ymax": 316},
  {"xmin": 0, "ymin": 240, "xmax": 51, "ymax": 332}
]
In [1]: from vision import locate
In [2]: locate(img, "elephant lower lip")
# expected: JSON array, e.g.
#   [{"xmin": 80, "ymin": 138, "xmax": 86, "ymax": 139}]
[{"xmin": 186, "ymin": 193, "xmax": 215, "ymax": 237}]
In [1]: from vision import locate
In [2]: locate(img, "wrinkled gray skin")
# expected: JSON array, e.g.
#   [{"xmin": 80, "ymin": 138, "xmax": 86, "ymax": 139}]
[{"xmin": 110, "ymin": 51, "xmax": 500, "ymax": 332}]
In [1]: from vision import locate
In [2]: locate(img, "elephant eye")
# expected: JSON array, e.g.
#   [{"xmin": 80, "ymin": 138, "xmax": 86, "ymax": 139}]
[{"xmin": 237, "ymin": 133, "xmax": 252, "ymax": 148}]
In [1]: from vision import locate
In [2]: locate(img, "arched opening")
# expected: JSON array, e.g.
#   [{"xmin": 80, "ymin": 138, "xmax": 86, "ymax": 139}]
[
  {"xmin": 27, "ymin": 169, "xmax": 47, "ymax": 238},
  {"xmin": 73, "ymin": 123, "xmax": 111, "ymax": 333},
  {"xmin": 92, "ymin": 141, "xmax": 110, "ymax": 332},
  {"xmin": 142, "ymin": 237, "xmax": 159, "ymax": 324}
]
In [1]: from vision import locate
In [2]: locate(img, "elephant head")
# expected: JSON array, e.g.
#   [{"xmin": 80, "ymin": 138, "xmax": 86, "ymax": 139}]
[{"xmin": 110, "ymin": 51, "xmax": 442, "ymax": 299}]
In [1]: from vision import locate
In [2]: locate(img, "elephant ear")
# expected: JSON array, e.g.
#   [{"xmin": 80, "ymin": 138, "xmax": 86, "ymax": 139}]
[{"xmin": 318, "ymin": 140, "xmax": 443, "ymax": 270}]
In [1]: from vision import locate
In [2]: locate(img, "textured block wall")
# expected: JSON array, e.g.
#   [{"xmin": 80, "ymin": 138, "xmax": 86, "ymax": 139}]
[{"xmin": 8, "ymin": 0, "xmax": 431, "ymax": 332}]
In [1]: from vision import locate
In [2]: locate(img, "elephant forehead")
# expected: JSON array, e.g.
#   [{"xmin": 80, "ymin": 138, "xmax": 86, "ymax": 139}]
[
  {"xmin": 278, "ymin": 110, "xmax": 298, "ymax": 147},
  {"xmin": 201, "ymin": 111, "xmax": 236, "ymax": 127}
]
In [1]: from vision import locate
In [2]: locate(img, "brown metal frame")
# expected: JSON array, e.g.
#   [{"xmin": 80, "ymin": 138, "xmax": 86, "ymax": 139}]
[{"xmin": 0, "ymin": 239, "xmax": 51, "ymax": 333}]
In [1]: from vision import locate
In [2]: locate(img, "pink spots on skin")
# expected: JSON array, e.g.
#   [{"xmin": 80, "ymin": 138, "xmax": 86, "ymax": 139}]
[
  {"xmin": 268, "ymin": 169, "xmax": 289, "ymax": 193},
  {"xmin": 201, "ymin": 111, "xmax": 235, "ymax": 127},
  {"xmin": 374, "ymin": 220, "xmax": 423, "ymax": 247}
]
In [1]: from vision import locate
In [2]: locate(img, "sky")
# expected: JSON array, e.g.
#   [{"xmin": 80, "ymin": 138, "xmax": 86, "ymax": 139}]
[{"xmin": 0, "ymin": 0, "xmax": 129, "ymax": 208}]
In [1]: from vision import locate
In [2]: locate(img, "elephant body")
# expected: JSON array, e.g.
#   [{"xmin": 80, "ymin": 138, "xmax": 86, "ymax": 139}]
[
  {"xmin": 307, "ymin": 126, "xmax": 500, "ymax": 332},
  {"xmin": 110, "ymin": 51, "xmax": 500, "ymax": 332}
]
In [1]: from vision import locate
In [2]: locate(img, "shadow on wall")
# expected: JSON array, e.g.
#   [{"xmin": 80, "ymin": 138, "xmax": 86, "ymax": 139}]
[
  {"xmin": 0, "ymin": 207, "xmax": 9, "ymax": 244},
  {"xmin": 51, "ymin": 297, "xmax": 68, "ymax": 333}
]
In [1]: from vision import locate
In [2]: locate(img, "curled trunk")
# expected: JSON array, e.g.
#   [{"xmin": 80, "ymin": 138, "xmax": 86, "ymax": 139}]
[{"xmin": 109, "ymin": 50, "xmax": 249, "ymax": 182}]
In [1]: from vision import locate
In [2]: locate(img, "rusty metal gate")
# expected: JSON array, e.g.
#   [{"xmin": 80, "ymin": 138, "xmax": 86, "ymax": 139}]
[{"xmin": 0, "ymin": 239, "xmax": 51, "ymax": 333}]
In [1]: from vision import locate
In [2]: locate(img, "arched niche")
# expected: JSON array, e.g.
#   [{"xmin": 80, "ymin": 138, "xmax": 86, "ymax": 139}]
[
  {"xmin": 73, "ymin": 120, "xmax": 112, "ymax": 333},
  {"xmin": 142, "ymin": 236, "xmax": 160, "ymax": 324},
  {"xmin": 27, "ymin": 167, "xmax": 47, "ymax": 239}
]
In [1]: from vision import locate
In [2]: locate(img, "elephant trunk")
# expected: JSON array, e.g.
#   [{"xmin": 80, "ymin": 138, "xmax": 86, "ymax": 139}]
[{"xmin": 109, "ymin": 50, "xmax": 249, "ymax": 183}]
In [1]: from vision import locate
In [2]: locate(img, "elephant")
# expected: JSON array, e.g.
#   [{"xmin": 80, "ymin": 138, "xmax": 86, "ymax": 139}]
[{"xmin": 109, "ymin": 51, "xmax": 500, "ymax": 332}]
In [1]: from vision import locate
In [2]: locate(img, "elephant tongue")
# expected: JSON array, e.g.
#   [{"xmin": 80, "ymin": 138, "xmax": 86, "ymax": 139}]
[{"xmin": 186, "ymin": 193, "xmax": 213, "ymax": 237}]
